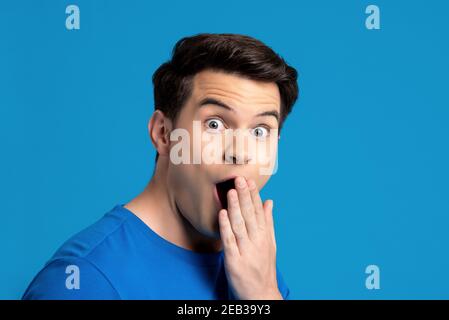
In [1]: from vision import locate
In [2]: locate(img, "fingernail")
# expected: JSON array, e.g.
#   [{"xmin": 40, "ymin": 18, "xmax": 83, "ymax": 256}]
[{"xmin": 236, "ymin": 177, "xmax": 246, "ymax": 188}]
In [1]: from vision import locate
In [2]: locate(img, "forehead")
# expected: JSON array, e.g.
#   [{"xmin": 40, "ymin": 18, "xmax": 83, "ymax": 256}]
[{"xmin": 190, "ymin": 70, "xmax": 281, "ymax": 112}]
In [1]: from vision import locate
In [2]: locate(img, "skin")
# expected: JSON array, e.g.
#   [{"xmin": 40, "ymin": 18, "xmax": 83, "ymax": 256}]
[{"xmin": 125, "ymin": 69, "xmax": 283, "ymax": 299}]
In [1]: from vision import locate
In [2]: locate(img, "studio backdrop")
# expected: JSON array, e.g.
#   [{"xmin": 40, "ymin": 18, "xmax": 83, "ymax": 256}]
[{"xmin": 1, "ymin": 0, "xmax": 448, "ymax": 299}]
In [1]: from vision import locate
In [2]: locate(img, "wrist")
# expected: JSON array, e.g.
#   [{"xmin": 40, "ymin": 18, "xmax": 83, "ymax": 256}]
[
  {"xmin": 248, "ymin": 288, "xmax": 282, "ymax": 300},
  {"xmin": 265, "ymin": 289, "xmax": 283, "ymax": 300}
]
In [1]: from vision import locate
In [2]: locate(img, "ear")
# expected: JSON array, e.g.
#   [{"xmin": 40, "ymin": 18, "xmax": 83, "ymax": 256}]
[{"xmin": 148, "ymin": 110, "xmax": 173, "ymax": 157}]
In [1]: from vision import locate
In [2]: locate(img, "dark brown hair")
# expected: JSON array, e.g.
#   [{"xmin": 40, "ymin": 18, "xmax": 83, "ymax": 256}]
[
  {"xmin": 153, "ymin": 33, "xmax": 298, "ymax": 161},
  {"xmin": 152, "ymin": 33, "xmax": 299, "ymax": 161}
]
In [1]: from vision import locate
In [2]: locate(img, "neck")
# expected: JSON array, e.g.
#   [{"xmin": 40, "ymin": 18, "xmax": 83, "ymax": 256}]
[{"xmin": 124, "ymin": 160, "xmax": 222, "ymax": 253}]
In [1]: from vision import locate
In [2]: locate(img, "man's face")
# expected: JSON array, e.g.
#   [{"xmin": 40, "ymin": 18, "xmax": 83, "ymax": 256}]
[{"xmin": 166, "ymin": 70, "xmax": 281, "ymax": 238}]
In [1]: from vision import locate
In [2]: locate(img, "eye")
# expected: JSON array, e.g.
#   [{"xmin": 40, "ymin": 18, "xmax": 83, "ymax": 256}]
[
  {"xmin": 251, "ymin": 126, "xmax": 269, "ymax": 138},
  {"xmin": 205, "ymin": 118, "xmax": 225, "ymax": 132}
]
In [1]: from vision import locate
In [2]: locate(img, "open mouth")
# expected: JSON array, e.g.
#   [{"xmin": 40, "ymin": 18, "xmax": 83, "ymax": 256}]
[{"xmin": 215, "ymin": 179, "xmax": 235, "ymax": 210}]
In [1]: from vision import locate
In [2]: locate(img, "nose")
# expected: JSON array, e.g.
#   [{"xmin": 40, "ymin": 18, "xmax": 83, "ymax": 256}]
[
  {"xmin": 223, "ymin": 130, "xmax": 253, "ymax": 165},
  {"xmin": 224, "ymin": 153, "xmax": 252, "ymax": 165}
]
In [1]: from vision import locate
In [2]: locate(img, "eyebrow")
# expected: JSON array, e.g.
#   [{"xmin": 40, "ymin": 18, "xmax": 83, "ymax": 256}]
[{"xmin": 198, "ymin": 97, "xmax": 280, "ymax": 123}]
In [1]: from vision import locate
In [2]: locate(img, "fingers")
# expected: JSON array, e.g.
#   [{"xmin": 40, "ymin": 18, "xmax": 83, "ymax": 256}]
[
  {"xmin": 235, "ymin": 177, "xmax": 258, "ymax": 239},
  {"xmin": 224, "ymin": 176, "xmax": 275, "ymax": 250},
  {"xmin": 264, "ymin": 199, "xmax": 274, "ymax": 228},
  {"xmin": 227, "ymin": 189, "xmax": 248, "ymax": 243},
  {"xmin": 218, "ymin": 209, "xmax": 240, "ymax": 257},
  {"xmin": 263, "ymin": 199, "xmax": 276, "ymax": 248},
  {"xmin": 247, "ymin": 178, "xmax": 266, "ymax": 228}
]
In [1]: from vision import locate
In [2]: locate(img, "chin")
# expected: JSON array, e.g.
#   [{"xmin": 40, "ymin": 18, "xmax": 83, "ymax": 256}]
[
  {"xmin": 195, "ymin": 218, "xmax": 221, "ymax": 240},
  {"xmin": 201, "ymin": 224, "xmax": 221, "ymax": 239},
  {"xmin": 205, "ymin": 230, "xmax": 221, "ymax": 241}
]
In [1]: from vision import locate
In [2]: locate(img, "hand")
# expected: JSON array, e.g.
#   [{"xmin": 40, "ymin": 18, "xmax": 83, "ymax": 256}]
[{"xmin": 218, "ymin": 176, "xmax": 282, "ymax": 300}]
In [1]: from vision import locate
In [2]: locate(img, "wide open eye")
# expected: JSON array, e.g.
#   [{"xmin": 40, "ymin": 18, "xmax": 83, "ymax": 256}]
[
  {"xmin": 205, "ymin": 118, "xmax": 225, "ymax": 132},
  {"xmin": 251, "ymin": 126, "xmax": 269, "ymax": 139}
]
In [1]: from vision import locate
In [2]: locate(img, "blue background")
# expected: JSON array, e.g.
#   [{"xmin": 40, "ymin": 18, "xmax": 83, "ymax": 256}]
[{"xmin": 1, "ymin": 0, "xmax": 448, "ymax": 299}]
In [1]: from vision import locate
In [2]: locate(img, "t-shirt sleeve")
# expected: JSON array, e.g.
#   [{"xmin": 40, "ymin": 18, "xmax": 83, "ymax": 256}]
[
  {"xmin": 276, "ymin": 266, "xmax": 291, "ymax": 300},
  {"xmin": 22, "ymin": 257, "xmax": 120, "ymax": 300}
]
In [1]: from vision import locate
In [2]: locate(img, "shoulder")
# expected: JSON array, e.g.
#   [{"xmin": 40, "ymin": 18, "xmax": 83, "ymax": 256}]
[
  {"xmin": 51, "ymin": 205, "xmax": 130, "ymax": 261},
  {"xmin": 23, "ymin": 205, "xmax": 131, "ymax": 300},
  {"xmin": 22, "ymin": 256, "xmax": 121, "ymax": 299}
]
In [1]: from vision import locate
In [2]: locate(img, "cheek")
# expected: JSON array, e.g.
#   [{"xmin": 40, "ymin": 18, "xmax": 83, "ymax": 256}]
[
  {"xmin": 201, "ymin": 132, "xmax": 225, "ymax": 163},
  {"xmin": 255, "ymin": 173, "xmax": 270, "ymax": 191},
  {"xmin": 265, "ymin": 136, "xmax": 279, "ymax": 157},
  {"xmin": 169, "ymin": 165, "xmax": 197, "ymax": 203},
  {"xmin": 252, "ymin": 138, "xmax": 278, "ymax": 170},
  {"xmin": 168, "ymin": 163, "xmax": 210, "ymax": 213}
]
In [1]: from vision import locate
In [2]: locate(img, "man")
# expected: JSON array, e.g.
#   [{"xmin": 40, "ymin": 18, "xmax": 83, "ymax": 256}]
[{"xmin": 23, "ymin": 33, "xmax": 299, "ymax": 299}]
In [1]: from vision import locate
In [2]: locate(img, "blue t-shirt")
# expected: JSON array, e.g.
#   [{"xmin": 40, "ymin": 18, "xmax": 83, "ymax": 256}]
[{"xmin": 22, "ymin": 204, "xmax": 290, "ymax": 300}]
